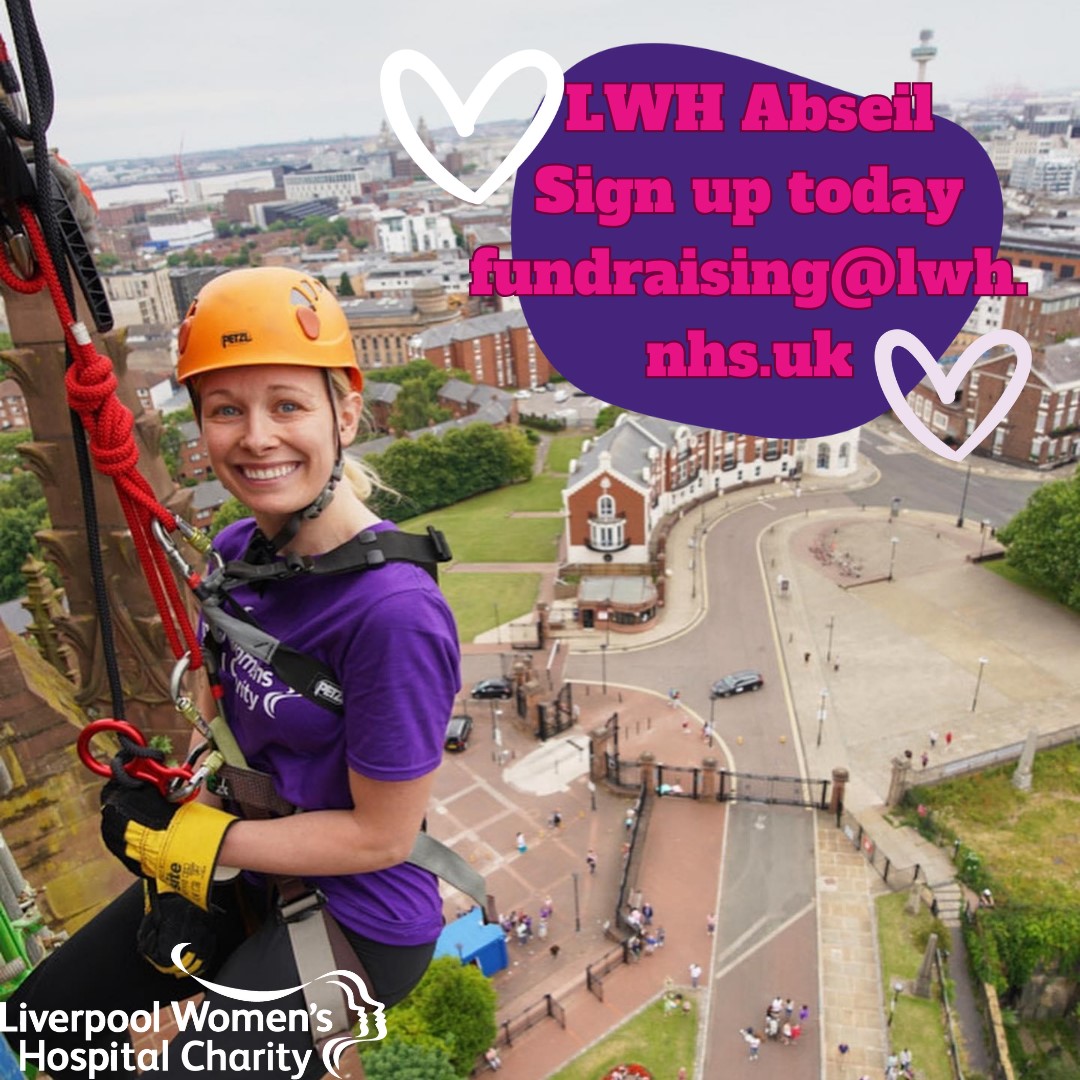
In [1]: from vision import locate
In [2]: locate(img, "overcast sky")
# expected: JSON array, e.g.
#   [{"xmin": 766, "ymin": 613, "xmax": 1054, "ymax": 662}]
[{"xmin": 16, "ymin": 0, "xmax": 1079, "ymax": 165}]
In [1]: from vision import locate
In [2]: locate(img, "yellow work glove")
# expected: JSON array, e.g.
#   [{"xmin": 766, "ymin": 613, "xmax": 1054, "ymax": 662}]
[{"xmin": 100, "ymin": 781, "xmax": 236, "ymax": 910}]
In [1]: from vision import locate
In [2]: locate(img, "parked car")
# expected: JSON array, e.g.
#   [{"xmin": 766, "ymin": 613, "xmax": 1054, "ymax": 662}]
[
  {"xmin": 513, "ymin": 389, "xmax": 532, "ymax": 399},
  {"xmin": 444, "ymin": 714, "xmax": 473, "ymax": 752},
  {"xmin": 710, "ymin": 670, "xmax": 764, "ymax": 698},
  {"xmin": 552, "ymin": 389, "xmax": 569, "ymax": 403},
  {"xmin": 471, "ymin": 676, "xmax": 514, "ymax": 700}
]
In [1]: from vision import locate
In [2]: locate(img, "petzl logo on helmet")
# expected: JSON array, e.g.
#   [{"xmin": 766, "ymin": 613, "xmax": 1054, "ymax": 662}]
[
  {"xmin": 221, "ymin": 331, "xmax": 253, "ymax": 347},
  {"xmin": 170, "ymin": 943, "xmax": 387, "ymax": 1079}
]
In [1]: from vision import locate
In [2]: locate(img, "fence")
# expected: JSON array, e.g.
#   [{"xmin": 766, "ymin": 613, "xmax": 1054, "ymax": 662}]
[
  {"xmin": 835, "ymin": 808, "xmax": 924, "ymax": 890},
  {"xmin": 586, "ymin": 939, "xmax": 631, "ymax": 1002},
  {"xmin": 656, "ymin": 763, "xmax": 701, "ymax": 798},
  {"xmin": 935, "ymin": 945, "xmax": 965, "ymax": 1080},
  {"xmin": 717, "ymin": 770, "xmax": 830, "ymax": 808},
  {"xmin": 615, "ymin": 785, "xmax": 653, "ymax": 931},
  {"xmin": 908, "ymin": 722, "xmax": 1080, "ymax": 794},
  {"xmin": 493, "ymin": 992, "xmax": 567, "ymax": 1048}
]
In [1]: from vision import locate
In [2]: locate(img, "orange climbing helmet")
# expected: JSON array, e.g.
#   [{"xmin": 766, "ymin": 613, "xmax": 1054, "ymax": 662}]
[{"xmin": 176, "ymin": 266, "xmax": 363, "ymax": 393}]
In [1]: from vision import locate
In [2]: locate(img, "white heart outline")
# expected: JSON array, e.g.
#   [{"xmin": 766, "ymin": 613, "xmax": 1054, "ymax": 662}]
[
  {"xmin": 379, "ymin": 49, "xmax": 564, "ymax": 206},
  {"xmin": 874, "ymin": 327, "xmax": 1033, "ymax": 463}
]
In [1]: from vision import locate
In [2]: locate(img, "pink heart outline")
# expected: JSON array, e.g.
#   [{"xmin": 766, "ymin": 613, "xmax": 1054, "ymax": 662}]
[{"xmin": 874, "ymin": 328, "xmax": 1033, "ymax": 463}]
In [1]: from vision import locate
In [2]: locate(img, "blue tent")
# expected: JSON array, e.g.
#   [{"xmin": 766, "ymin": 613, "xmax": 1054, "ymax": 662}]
[{"xmin": 433, "ymin": 909, "xmax": 508, "ymax": 977}]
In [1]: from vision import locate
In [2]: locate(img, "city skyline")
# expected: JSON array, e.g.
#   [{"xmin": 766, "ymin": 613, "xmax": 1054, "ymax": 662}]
[{"xmin": 17, "ymin": 0, "xmax": 1080, "ymax": 165}]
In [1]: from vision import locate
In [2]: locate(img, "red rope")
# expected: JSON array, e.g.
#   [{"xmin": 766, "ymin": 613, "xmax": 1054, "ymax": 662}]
[{"xmin": 3, "ymin": 204, "xmax": 204, "ymax": 669}]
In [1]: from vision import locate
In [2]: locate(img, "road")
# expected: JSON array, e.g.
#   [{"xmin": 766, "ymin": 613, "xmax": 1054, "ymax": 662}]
[
  {"xmin": 457, "ymin": 430, "xmax": 1049, "ymax": 1078},
  {"xmin": 858, "ymin": 424, "xmax": 1051, "ymax": 528}
]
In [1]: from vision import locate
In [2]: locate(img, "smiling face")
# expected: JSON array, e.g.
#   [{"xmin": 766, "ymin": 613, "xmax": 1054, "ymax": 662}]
[{"xmin": 198, "ymin": 364, "xmax": 361, "ymax": 542}]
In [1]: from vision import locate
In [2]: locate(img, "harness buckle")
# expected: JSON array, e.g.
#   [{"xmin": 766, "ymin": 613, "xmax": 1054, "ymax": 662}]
[
  {"xmin": 277, "ymin": 887, "xmax": 327, "ymax": 924},
  {"xmin": 426, "ymin": 526, "xmax": 453, "ymax": 563}
]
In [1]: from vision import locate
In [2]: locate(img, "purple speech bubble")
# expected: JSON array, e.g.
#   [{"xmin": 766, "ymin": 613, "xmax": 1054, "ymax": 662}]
[{"xmin": 506, "ymin": 44, "xmax": 1008, "ymax": 437}]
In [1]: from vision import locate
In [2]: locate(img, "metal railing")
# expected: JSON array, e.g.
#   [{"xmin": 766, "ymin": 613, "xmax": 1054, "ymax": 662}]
[{"xmin": 835, "ymin": 808, "xmax": 923, "ymax": 890}]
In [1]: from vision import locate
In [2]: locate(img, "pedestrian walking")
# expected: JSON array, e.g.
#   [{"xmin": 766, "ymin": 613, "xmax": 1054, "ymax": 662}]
[
  {"xmin": 946, "ymin": 730, "xmax": 953, "ymax": 748},
  {"xmin": 550, "ymin": 809, "xmax": 562, "ymax": 829},
  {"xmin": 657, "ymin": 925, "xmax": 666, "ymax": 947},
  {"xmin": 790, "ymin": 1022, "xmax": 802, "ymax": 1044},
  {"xmin": 798, "ymin": 1003, "xmax": 810, "ymax": 1024},
  {"xmin": 624, "ymin": 807, "xmax": 636, "ymax": 832},
  {"xmin": 781, "ymin": 1021, "xmax": 792, "ymax": 1045},
  {"xmin": 689, "ymin": 962, "xmax": 702, "ymax": 989},
  {"xmin": 929, "ymin": 729, "xmax": 938, "ymax": 748},
  {"xmin": 765, "ymin": 1014, "xmax": 779, "ymax": 1040},
  {"xmin": 642, "ymin": 900, "xmax": 654, "ymax": 926},
  {"xmin": 706, "ymin": 912, "xmax": 716, "ymax": 935},
  {"xmin": 516, "ymin": 831, "xmax": 527, "ymax": 853},
  {"xmin": 681, "ymin": 717, "xmax": 691, "ymax": 734},
  {"xmin": 702, "ymin": 722, "xmax": 714, "ymax": 743},
  {"xmin": 921, "ymin": 751, "xmax": 929, "ymax": 768},
  {"xmin": 677, "ymin": 1068, "xmax": 687, "ymax": 1080},
  {"xmin": 540, "ymin": 896, "xmax": 553, "ymax": 920},
  {"xmin": 838, "ymin": 1042, "xmax": 850, "ymax": 1057},
  {"xmin": 803, "ymin": 651, "xmax": 811, "ymax": 664},
  {"xmin": 549, "ymin": 944, "xmax": 560, "ymax": 959},
  {"xmin": 586, "ymin": 848, "xmax": 598, "ymax": 874},
  {"xmin": 484, "ymin": 1046, "xmax": 502, "ymax": 1071},
  {"xmin": 742, "ymin": 1029, "xmax": 761, "ymax": 1061},
  {"xmin": 537, "ymin": 917, "xmax": 548, "ymax": 940},
  {"xmin": 784, "ymin": 998, "xmax": 794, "ymax": 1019}
]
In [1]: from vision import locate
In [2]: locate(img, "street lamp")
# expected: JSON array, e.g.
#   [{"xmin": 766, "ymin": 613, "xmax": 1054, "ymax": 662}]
[
  {"xmin": 956, "ymin": 462, "xmax": 973, "ymax": 527},
  {"xmin": 971, "ymin": 656, "xmax": 989, "ymax": 712},
  {"xmin": 816, "ymin": 688, "xmax": 828, "ymax": 748},
  {"xmin": 888, "ymin": 537, "xmax": 899, "ymax": 582},
  {"xmin": 888, "ymin": 980, "xmax": 904, "ymax": 1026},
  {"xmin": 826, "ymin": 614, "xmax": 835, "ymax": 663}
]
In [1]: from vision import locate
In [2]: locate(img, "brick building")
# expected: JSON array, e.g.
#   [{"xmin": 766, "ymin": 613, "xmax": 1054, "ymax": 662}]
[
  {"xmin": 563, "ymin": 416, "xmax": 858, "ymax": 624},
  {"xmin": 342, "ymin": 280, "xmax": 459, "ymax": 372},
  {"xmin": 410, "ymin": 308, "xmax": 552, "ymax": 390},
  {"xmin": 0, "ymin": 379, "xmax": 29, "ymax": 430},
  {"xmin": 906, "ymin": 340, "xmax": 1080, "ymax": 467},
  {"xmin": 175, "ymin": 420, "xmax": 212, "ymax": 482}
]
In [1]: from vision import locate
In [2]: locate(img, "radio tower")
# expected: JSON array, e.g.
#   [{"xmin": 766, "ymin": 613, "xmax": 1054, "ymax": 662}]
[{"xmin": 911, "ymin": 29, "xmax": 937, "ymax": 82}]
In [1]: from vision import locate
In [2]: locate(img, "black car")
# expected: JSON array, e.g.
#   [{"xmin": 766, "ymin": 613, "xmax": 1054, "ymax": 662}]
[
  {"xmin": 444, "ymin": 714, "xmax": 473, "ymax": 752},
  {"xmin": 471, "ymin": 676, "xmax": 514, "ymax": 700},
  {"xmin": 710, "ymin": 670, "xmax": 765, "ymax": 698}
]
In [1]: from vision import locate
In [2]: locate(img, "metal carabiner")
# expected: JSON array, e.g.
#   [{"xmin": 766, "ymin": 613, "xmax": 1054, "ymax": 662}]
[
  {"xmin": 77, "ymin": 719, "xmax": 197, "ymax": 802},
  {"xmin": 152, "ymin": 516, "xmax": 224, "ymax": 586},
  {"xmin": 169, "ymin": 652, "xmax": 215, "ymax": 743}
]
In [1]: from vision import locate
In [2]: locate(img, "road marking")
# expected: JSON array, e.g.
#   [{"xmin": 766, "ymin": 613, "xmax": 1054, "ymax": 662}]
[{"xmin": 711, "ymin": 900, "xmax": 815, "ymax": 982}]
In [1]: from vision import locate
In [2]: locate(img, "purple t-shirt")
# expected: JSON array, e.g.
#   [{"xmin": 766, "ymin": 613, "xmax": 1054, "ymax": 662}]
[{"xmin": 210, "ymin": 519, "xmax": 461, "ymax": 946}]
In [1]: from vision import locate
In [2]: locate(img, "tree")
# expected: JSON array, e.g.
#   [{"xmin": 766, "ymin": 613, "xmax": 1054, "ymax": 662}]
[
  {"xmin": 210, "ymin": 497, "xmax": 250, "ymax": 536},
  {"xmin": 997, "ymin": 473, "xmax": 1080, "ymax": 612},
  {"xmin": 338, "ymin": 272, "xmax": 356, "ymax": 297},
  {"xmin": 388, "ymin": 378, "xmax": 450, "ymax": 433},
  {"xmin": 363, "ymin": 1039, "xmax": 457, "ymax": 1080},
  {"xmin": 389, "ymin": 957, "xmax": 496, "ymax": 1076},
  {"xmin": 159, "ymin": 408, "xmax": 196, "ymax": 480},
  {"xmin": 595, "ymin": 405, "xmax": 627, "ymax": 433}
]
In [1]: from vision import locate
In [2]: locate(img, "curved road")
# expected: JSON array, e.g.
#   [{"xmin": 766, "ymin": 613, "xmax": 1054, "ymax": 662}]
[{"xmin": 562, "ymin": 443, "xmax": 1042, "ymax": 1079}]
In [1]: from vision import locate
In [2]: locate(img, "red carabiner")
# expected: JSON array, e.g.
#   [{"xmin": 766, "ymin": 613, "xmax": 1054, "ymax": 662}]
[{"xmin": 77, "ymin": 719, "xmax": 196, "ymax": 802}]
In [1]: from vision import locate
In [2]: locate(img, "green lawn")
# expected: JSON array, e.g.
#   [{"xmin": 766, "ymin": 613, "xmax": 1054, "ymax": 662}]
[
  {"xmin": 550, "ymin": 993, "xmax": 699, "ymax": 1080},
  {"xmin": 876, "ymin": 892, "xmax": 954, "ymax": 1080},
  {"xmin": 907, "ymin": 744, "xmax": 1080, "ymax": 906},
  {"xmin": 440, "ymin": 572, "xmax": 541, "ymax": 643},
  {"xmin": 545, "ymin": 433, "xmax": 586, "ymax": 475},
  {"xmin": 401, "ymin": 485, "xmax": 563, "ymax": 563}
]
